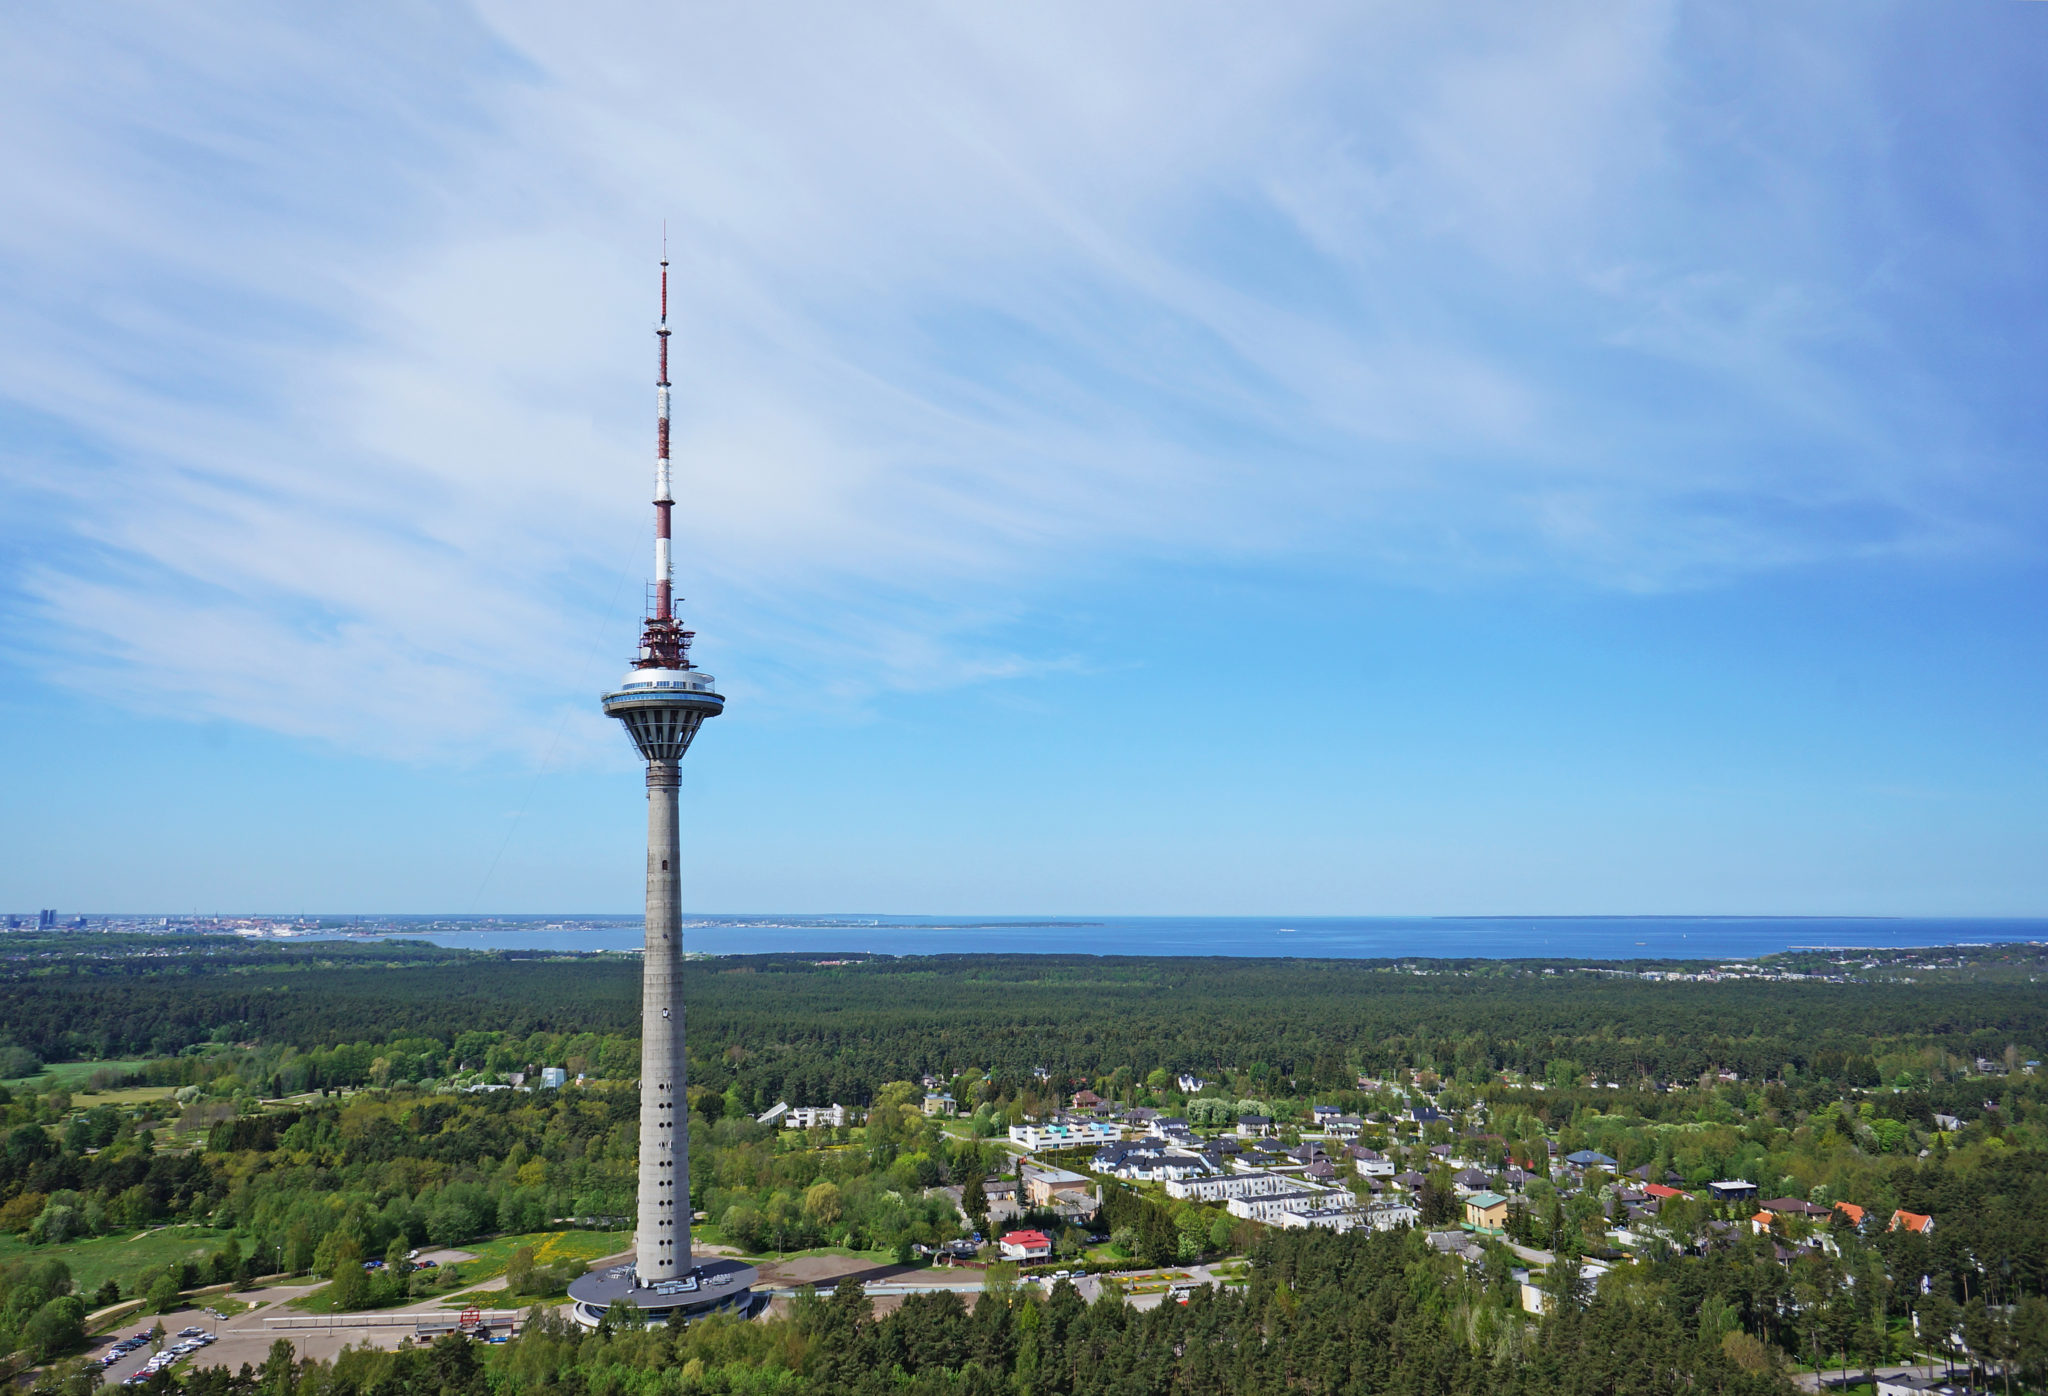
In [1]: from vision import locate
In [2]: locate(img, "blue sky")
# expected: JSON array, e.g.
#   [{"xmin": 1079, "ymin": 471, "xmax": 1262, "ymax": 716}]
[{"xmin": 1, "ymin": 2, "xmax": 2043, "ymax": 915}]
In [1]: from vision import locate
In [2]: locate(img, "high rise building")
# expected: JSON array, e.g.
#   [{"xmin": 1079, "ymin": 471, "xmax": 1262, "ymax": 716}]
[{"xmin": 568, "ymin": 258, "xmax": 757, "ymax": 1328}]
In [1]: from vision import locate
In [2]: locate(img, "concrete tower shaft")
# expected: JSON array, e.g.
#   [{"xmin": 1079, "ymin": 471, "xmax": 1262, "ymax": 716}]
[{"xmin": 639, "ymin": 760, "xmax": 687, "ymax": 1278}]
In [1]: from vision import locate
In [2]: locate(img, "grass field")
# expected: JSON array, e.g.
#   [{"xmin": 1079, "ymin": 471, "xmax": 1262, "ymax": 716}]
[
  {"xmin": 291, "ymin": 1230, "xmax": 631, "ymax": 1314},
  {"xmin": 3, "ymin": 1060, "xmax": 155, "ymax": 1092},
  {"xmin": 74, "ymin": 1085, "xmax": 179, "ymax": 1105},
  {"xmin": 444, "ymin": 1228, "xmax": 631, "ymax": 1286},
  {"xmin": 0, "ymin": 1225, "xmax": 231, "ymax": 1298}
]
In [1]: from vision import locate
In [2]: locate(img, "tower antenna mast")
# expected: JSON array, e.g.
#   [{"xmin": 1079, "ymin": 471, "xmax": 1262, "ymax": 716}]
[{"xmin": 639, "ymin": 240, "xmax": 691, "ymax": 669}]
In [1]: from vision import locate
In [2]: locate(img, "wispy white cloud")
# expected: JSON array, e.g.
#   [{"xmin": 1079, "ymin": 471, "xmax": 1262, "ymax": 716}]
[{"xmin": 1, "ymin": 1, "xmax": 2041, "ymax": 760}]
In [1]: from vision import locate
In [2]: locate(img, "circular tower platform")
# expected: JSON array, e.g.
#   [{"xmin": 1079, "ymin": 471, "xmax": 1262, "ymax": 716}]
[{"xmin": 567, "ymin": 1256, "xmax": 760, "ymax": 1328}]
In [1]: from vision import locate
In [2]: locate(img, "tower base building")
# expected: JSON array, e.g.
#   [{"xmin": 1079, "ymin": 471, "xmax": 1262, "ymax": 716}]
[{"xmin": 567, "ymin": 1256, "xmax": 760, "ymax": 1328}]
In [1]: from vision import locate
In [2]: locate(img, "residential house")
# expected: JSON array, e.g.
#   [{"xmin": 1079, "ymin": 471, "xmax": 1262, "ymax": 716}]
[
  {"xmin": 1464, "ymin": 1192, "xmax": 1509, "ymax": 1233},
  {"xmin": 1009, "ymin": 1119, "xmax": 1120, "ymax": 1151},
  {"xmin": 1761, "ymin": 1197, "xmax": 1830, "ymax": 1221},
  {"xmin": 1452, "ymin": 1168, "xmax": 1492, "ymax": 1195},
  {"xmin": 1364, "ymin": 1201, "xmax": 1419, "ymax": 1230},
  {"xmin": 1707, "ymin": 1180, "xmax": 1758, "ymax": 1201},
  {"xmin": 998, "ymin": 1230, "xmax": 1052, "ymax": 1262},
  {"xmin": 1176, "ymin": 1074, "xmax": 1208, "ymax": 1094},
  {"xmin": 923, "ymin": 1092, "xmax": 958, "ymax": 1117},
  {"xmin": 1227, "ymin": 1188, "xmax": 1344, "ymax": 1225},
  {"xmin": 1168, "ymin": 1171, "xmax": 1291, "ymax": 1202},
  {"xmin": 1092, "ymin": 1142, "xmax": 1215, "ymax": 1182},
  {"xmin": 1071, "ymin": 1088, "xmax": 1103, "ymax": 1110},
  {"xmin": 1237, "ymin": 1115, "xmax": 1275, "ymax": 1138},
  {"xmin": 1563, "ymin": 1150, "xmax": 1618, "ymax": 1170},
  {"xmin": 1347, "ymin": 1146, "xmax": 1394, "ymax": 1178},
  {"xmin": 1023, "ymin": 1165, "xmax": 1097, "ymax": 1209},
  {"xmin": 1269, "ymin": 1204, "xmax": 1368, "ymax": 1233},
  {"xmin": 1427, "ymin": 1231, "xmax": 1486, "ymax": 1263},
  {"xmin": 787, "ymin": 1104, "xmax": 849, "ymax": 1130},
  {"xmin": 1832, "ymin": 1201, "xmax": 1867, "ymax": 1230},
  {"xmin": 1890, "ymin": 1209, "xmax": 1935, "ymax": 1236}
]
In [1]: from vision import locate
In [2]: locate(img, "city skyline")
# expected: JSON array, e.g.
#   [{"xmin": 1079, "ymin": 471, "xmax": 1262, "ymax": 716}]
[{"xmin": 2, "ymin": 4, "xmax": 2044, "ymax": 916}]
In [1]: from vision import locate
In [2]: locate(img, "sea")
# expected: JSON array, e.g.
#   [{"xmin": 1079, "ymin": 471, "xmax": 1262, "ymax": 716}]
[{"xmin": 341, "ymin": 915, "xmax": 2048, "ymax": 962}]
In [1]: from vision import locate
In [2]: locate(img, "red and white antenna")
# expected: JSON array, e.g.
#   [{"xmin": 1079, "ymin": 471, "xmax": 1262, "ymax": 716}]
[
  {"xmin": 637, "ymin": 237, "xmax": 691, "ymax": 670},
  {"xmin": 655, "ymin": 248, "xmax": 673, "ymax": 623}
]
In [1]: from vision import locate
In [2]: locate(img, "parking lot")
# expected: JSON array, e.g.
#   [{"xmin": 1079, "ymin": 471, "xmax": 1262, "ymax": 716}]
[{"xmin": 88, "ymin": 1317, "xmax": 227, "ymax": 1387}]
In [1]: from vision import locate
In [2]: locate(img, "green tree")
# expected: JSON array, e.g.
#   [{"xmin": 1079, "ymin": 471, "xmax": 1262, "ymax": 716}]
[
  {"xmin": 1544, "ymin": 1230, "xmax": 1587, "ymax": 1315},
  {"xmin": 503, "ymin": 1246, "xmax": 537, "ymax": 1297},
  {"xmin": 143, "ymin": 1271, "xmax": 182, "ymax": 1316},
  {"xmin": 21, "ymin": 1296, "xmax": 85, "ymax": 1361},
  {"xmin": 325, "ymin": 1239, "xmax": 369, "ymax": 1312},
  {"xmin": 961, "ymin": 1173, "xmax": 989, "ymax": 1235}
]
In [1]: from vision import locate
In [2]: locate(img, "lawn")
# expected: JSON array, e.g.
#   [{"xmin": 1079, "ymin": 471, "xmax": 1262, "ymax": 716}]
[
  {"xmin": 0, "ymin": 1225, "xmax": 231, "ymax": 1299},
  {"xmin": 74, "ymin": 1085, "xmax": 179, "ymax": 1106},
  {"xmin": 438, "ymin": 1229, "xmax": 630, "ymax": 1286},
  {"xmin": 4, "ymin": 1060, "xmax": 156, "ymax": 1092},
  {"xmin": 292, "ymin": 1230, "xmax": 630, "ymax": 1314}
]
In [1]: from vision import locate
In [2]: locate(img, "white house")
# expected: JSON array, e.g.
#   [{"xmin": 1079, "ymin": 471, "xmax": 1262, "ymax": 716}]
[
  {"xmin": 1094, "ymin": 1143, "xmax": 1216, "ymax": 1182},
  {"xmin": 786, "ymin": 1104, "xmax": 849, "ymax": 1129},
  {"xmin": 1009, "ymin": 1119, "xmax": 1121, "ymax": 1151},
  {"xmin": 998, "ymin": 1229, "xmax": 1052, "ymax": 1261},
  {"xmin": 1227, "ymin": 1189, "xmax": 1339, "ymax": 1225},
  {"xmin": 1167, "ymin": 1169, "xmax": 1327, "ymax": 1204}
]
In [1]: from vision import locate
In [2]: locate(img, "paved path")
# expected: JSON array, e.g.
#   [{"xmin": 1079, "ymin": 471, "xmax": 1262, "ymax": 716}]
[{"xmin": 1790, "ymin": 1361, "xmax": 1943, "ymax": 1392}]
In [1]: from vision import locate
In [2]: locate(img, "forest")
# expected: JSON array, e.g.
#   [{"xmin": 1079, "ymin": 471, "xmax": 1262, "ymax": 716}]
[
  {"xmin": 4, "ymin": 935, "xmax": 2045, "ymax": 1109},
  {"xmin": 0, "ymin": 934, "xmax": 2044, "ymax": 1392}
]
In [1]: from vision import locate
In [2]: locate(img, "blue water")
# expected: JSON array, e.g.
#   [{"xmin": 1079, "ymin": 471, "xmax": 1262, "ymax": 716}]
[{"xmin": 354, "ymin": 915, "xmax": 2048, "ymax": 961}]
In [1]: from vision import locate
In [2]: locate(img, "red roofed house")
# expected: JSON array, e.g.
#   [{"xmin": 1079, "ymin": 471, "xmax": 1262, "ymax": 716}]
[
  {"xmin": 1833, "ymin": 1201, "xmax": 1867, "ymax": 1229},
  {"xmin": 1000, "ymin": 1229, "xmax": 1053, "ymax": 1261},
  {"xmin": 1643, "ymin": 1184, "xmax": 1687, "ymax": 1200},
  {"xmin": 1890, "ymin": 1209, "xmax": 1934, "ymax": 1236},
  {"xmin": 1749, "ymin": 1210, "xmax": 1779, "ymax": 1237},
  {"xmin": 1071, "ymin": 1089, "xmax": 1103, "ymax": 1110}
]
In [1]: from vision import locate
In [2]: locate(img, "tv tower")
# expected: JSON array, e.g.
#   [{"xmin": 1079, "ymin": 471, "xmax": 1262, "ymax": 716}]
[{"xmin": 571, "ymin": 256, "xmax": 755, "ymax": 1327}]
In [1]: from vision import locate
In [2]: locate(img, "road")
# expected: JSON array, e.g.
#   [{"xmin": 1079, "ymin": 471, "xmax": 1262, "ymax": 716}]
[
  {"xmin": 781, "ymin": 1262, "xmax": 1239, "ymax": 1314},
  {"xmin": 1790, "ymin": 1362, "xmax": 1945, "ymax": 1392}
]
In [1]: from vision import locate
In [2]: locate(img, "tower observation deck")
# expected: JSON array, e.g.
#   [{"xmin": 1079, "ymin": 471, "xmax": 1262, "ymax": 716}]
[{"xmin": 570, "ymin": 257, "xmax": 756, "ymax": 1327}]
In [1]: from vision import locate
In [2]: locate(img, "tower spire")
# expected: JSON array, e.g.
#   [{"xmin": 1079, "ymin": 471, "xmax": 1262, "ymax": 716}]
[{"xmin": 637, "ymin": 249, "xmax": 691, "ymax": 668}]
